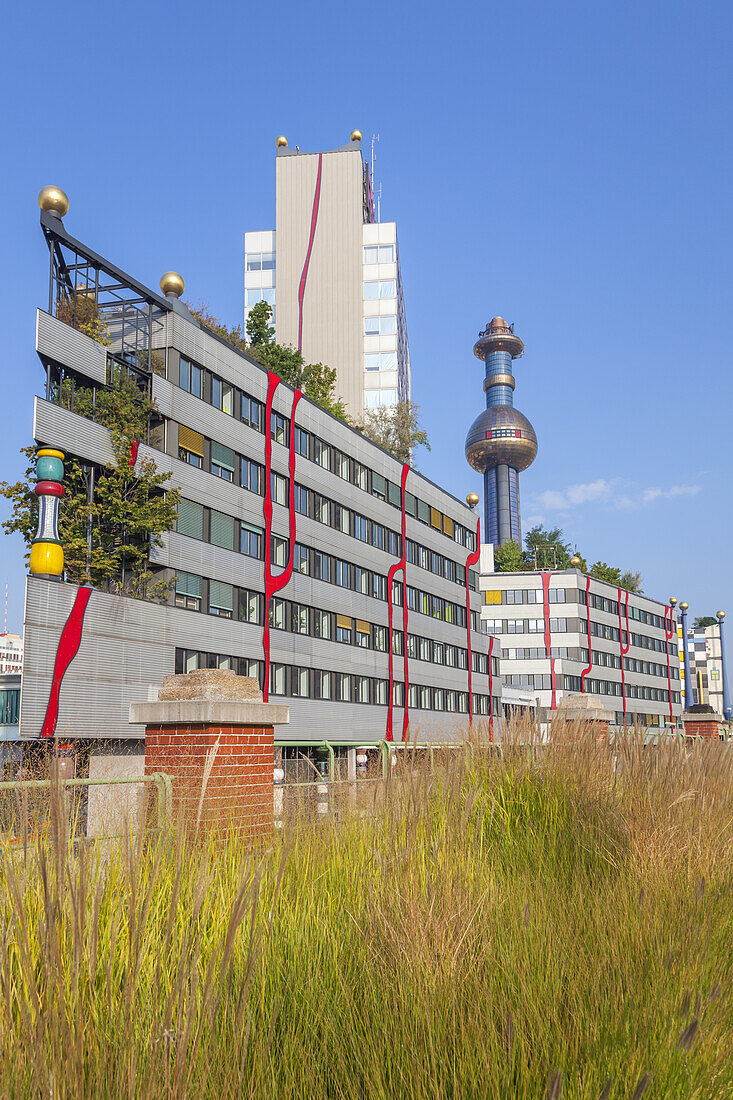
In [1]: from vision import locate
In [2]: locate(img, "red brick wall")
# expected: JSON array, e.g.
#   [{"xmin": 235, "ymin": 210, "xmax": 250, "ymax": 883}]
[
  {"xmin": 682, "ymin": 721, "xmax": 720, "ymax": 742},
  {"xmin": 145, "ymin": 723, "xmax": 274, "ymax": 837}
]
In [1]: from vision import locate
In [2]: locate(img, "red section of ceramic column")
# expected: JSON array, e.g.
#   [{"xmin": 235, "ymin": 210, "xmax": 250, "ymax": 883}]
[
  {"xmin": 386, "ymin": 463, "xmax": 410, "ymax": 742},
  {"xmin": 262, "ymin": 373, "xmax": 301, "ymax": 701}
]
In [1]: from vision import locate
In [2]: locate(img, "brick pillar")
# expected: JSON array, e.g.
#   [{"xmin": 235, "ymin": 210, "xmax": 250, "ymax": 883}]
[
  {"xmin": 681, "ymin": 704, "xmax": 723, "ymax": 743},
  {"xmin": 130, "ymin": 670, "xmax": 289, "ymax": 838},
  {"xmin": 551, "ymin": 693, "xmax": 614, "ymax": 742}
]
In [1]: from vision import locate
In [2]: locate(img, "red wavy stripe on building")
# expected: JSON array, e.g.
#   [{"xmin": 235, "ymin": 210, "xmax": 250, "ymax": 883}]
[
  {"xmin": 581, "ymin": 573, "xmax": 592, "ymax": 692},
  {"xmin": 618, "ymin": 586, "xmax": 630, "ymax": 727},
  {"xmin": 541, "ymin": 571, "xmax": 557, "ymax": 709},
  {"xmin": 297, "ymin": 153, "xmax": 323, "ymax": 352},
  {"xmin": 40, "ymin": 586, "xmax": 93, "ymax": 738},
  {"xmin": 129, "ymin": 440, "xmax": 140, "ymax": 467},
  {"xmin": 262, "ymin": 373, "xmax": 302, "ymax": 701},
  {"xmin": 465, "ymin": 520, "xmax": 481, "ymax": 726},
  {"xmin": 386, "ymin": 463, "xmax": 409, "ymax": 742}
]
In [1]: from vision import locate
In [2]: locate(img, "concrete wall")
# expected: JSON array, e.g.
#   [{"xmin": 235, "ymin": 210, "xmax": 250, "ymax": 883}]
[{"xmin": 86, "ymin": 748, "xmax": 146, "ymax": 837}]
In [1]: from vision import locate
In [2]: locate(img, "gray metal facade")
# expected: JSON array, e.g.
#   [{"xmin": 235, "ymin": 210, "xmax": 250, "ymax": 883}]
[{"xmin": 24, "ymin": 261, "xmax": 500, "ymax": 744}]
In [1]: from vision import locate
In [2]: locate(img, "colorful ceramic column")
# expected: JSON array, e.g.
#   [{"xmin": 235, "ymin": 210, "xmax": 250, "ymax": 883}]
[{"xmin": 30, "ymin": 448, "xmax": 65, "ymax": 579}]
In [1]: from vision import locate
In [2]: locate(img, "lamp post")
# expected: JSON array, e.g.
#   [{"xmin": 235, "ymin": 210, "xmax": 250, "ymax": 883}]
[
  {"xmin": 716, "ymin": 610, "xmax": 731, "ymax": 721},
  {"xmin": 678, "ymin": 601, "xmax": 694, "ymax": 708}
]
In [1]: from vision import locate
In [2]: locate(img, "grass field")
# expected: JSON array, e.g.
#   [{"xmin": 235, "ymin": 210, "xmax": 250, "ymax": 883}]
[{"xmin": 0, "ymin": 729, "xmax": 731, "ymax": 1098}]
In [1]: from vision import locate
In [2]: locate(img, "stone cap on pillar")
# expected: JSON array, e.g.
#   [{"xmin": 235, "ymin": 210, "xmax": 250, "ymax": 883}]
[
  {"xmin": 553, "ymin": 692, "xmax": 615, "ymax": 725},
  {"xmin": 129, "ymin": 669, "xmax": 289, "ymax": 727},
  {"xmin": 681, "ymin": 703, "xmax": 723, "ymax": 725}
]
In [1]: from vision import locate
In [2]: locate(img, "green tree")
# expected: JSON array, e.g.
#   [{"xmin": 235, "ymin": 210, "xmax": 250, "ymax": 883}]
[
  {"xmin": 494, "ymin": 539, "xmax": 526, "ymax": 572},
  {"xmin": 187, "ymin": 303, "xmax": 249, "ymax": 355},
  {"xmin": 620, "ymin": 569, "xmax": 643, "ymax": 594},
  {"xmin": 0, "ymin": 377, "xmax": 179, "ymax": 600},
  {"xmin": 355, "ymin": 402, "xmax": 431, "ymax": 465},
  {"xmin": 694, "ymin": 616, "xmax": 717, "ymax": 629},
  {"xmin": 245, "ymin": 299, "xmax": 275, "ymax": 349},
  {"xmin": 590, "ymin": 561, "xmax": 623, "ymax": 585},
  {"xmin": 523, "ymin": 525, "xmax": 573, "ymax": 569}
]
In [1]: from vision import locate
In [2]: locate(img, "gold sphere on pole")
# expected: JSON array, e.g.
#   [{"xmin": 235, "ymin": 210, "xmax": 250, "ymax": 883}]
[
  {"xmin": 680, "ymin": 601, "xmax": 688, "ymax": 611},
  {"xmin": 466, "ymin": 492, "xmax": 480, "ymax": 509},
  {"xmin": 276, "ymin": 135, "xmax": 288, "ymax": 148},
  {"xmin": 669, "ymin": 596, "xmax": 678, "ymax": 607},
  {"xmin": 38, "ymin": 185, "xmax": 69, "ymax": 218},
  {"xmin": 160, "ymin": 271, "xmax": 185, "ymax": 298},
  {"xmin": 350, "ymin": 129, "xmax": 363, "ymax": 142},
  {"xmin": 570, "ymin": 555, "xmax": 582, "ymax": 568},
  {"xmin": 717, "ymin": 610, "xmax": 726, "ymax": 620}
]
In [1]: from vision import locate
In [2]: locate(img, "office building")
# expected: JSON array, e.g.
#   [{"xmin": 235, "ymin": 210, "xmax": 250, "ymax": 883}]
[
  {"xmin": 0, "ymin": 634, "xmax": 23, "ymax": 675},
  {"xmin": 480, "ymin": 565, "xmax": 682, "ymax": 729},
  {"xmin": 19, "ymin": 189, "xmax": 498, "ymax": 754},
  {"xmin": 244, "ymin": 132, "xmax": 411, "ymax": 419},
  {"xmin": 465, "ymin": 317, "xmax": 537, "ymax": 546}
]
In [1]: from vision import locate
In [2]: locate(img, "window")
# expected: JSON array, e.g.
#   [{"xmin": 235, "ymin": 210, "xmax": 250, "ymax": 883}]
[
  {"xmin": 211, "ymin": 442, "xmax": 235, "ymax": 482},
  {"xmin": 294, "ymin": 485, "xmax": 309, "ymax": 515},
  {"xmin": 356, "ymin": 676, "xmax": 370, "ymax": 704},
  {"xmin": 241, "ymin": 458, "xmax": 264, "ymax": 495},
  {"xmin": 337, "ymin": 674, "xmax": 352, "ymax": 702},
  {"xmin": 271, "ymin": 411, "xmax": 289, "ymax": 446},
  {"xmin": 293, "ymin": 544, "xmax": 310, "ymax": 574},
  {"xmin": 294, "ymin": 427, "xmax": 310, "ymax": 457},
  {"xmin": 246, "ymin": 287, "xmax": 276, "ymax": 307},
  {"xmin": 178, "ymin": 425, "xmax": 204, "ymax": 468},
  {"xmin": 269, "ymin": 598, "xmax": 286, "ymax": 629},
  {"xmin": 314, "ymin": 610, "xmax": 331, "ymax": 640},
  {"xmin": 314, "ymin": 551, "xmax": 331, "ymax": 582},
  {"xmin": 372, "ymin": 574, "xmax": 386, "ymax": 600},
  {"xmin": 314, "ymin": 438, "xmax": 331, "ymax": 470},
  {"xmin": 371, "ymin": 524, "xmax": 385, "ymax": 551},
  {"xmin": 315, "ymin": 670, "xmax": 331, "ymax": 700},
  {"xmin": 211, "ymin": 376, "xmax": 233, "ymax": 415},
  {"xmin": 364, "ymin": 315, "xmax": 397, "ymax": 335},
  {"xmin": 242, "ymin": 394, "xmax": 263, "ymax": 432},
  {"xmin": 364, "ymin": 280, "xmax": 396, "ymax": 299},
  {"xmin": 363, "ymin": 245, "xmax": 395, "ymax": 264},
  {"xmin": 241, "ymin": 522, "xmax": 263, "ymax": 559},
  {"xmin": 354, "ymin": 514, "xmax": 368, "ymax": 542},
  {"xmin": 179, "ymin": 357, "xmax": 202, "ymax": 399},
  {"xmin": 271, "ymin": 472, "xmax": 288, "ymax": 506},
  {"xmin": 314, "ymin": 495, "xmax": 330, "ymax": 525},
  {"xmin": 239, "ymin": 589, "xmax": 262, "ymax": 623},
  {"xmin": 175, "ymin": 571, "xmax": 202, "ymax": 611},
  {"xmin": 364, "ymin": 389, "xmax": 397, "ymax": 409},
  {"xmin": 176, "ymin": 499, "xmax": 204, "ymax": 541},
  {"xmin": 292, "ymin": 604, "xmax": 309, "ymax": 634},
  {"xmin": 209, "ymin": 579, "xmax": 233, "ymax": 618},
  {"xmin": 336, "ymin": 614, "xmax": 352, "ymax": 643},
  {"xmin": 334, "ymin": 451, "xmax": 350, "ymax": 480},
  {"xmin": 210, "ymin": 510, "xmax": 235, "ymax": 551},
  {"xmin": 270, "ymin": 663, "xmax": 286, "ymax": 695},
  {"xmin": 373, "ymin": 625, "xmax": 387, "ymax": 651},
  {"xmin": 364, "ymin": 352, "xmax": 397, "ymax": 372},
  {"xmin": 246, "ymin": 252, "xmax": 275, "ymax": 271},
  {"xmin": 353, "ymin": 565, "xmax": 370, "ymax": 595},
  {"xmin": 272, "ymin": 535, "xmax": 289, "ymax": 567},
  {"xmin": 335, "ymin": 560, "xmax": 350, "ymax": 588},
  {"xmin": 292, "ymin": 668, "xmax": 309, "ymax": 698}
]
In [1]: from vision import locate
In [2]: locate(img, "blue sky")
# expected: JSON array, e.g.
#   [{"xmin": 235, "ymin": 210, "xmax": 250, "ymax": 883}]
[{"xmin": 1, "ymin": 0, "xmax": 731, "ymax": 649}]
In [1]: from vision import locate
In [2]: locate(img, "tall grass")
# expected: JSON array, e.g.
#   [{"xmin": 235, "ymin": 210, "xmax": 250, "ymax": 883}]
[{"xmin": 0, "ymin": 727, "xmax": 731, "ymax": 1098}]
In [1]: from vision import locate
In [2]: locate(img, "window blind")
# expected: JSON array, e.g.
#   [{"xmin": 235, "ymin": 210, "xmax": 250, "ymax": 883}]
[
  {"xmin": 178, "ymin": 425, "xmax": 204, "ymax": 456},
  {"xmin": 176, "ymin": 499, "xmax": 204, "ymax": 540}
]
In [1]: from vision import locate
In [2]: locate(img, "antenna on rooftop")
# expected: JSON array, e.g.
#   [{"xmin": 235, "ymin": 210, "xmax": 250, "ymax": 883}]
[
  {"xmin": 3, "ymin": 583, "xmax": 6, "ymax": 635},
  {"xmin": 371, "ymin": 133, "xmax": 381, "ymax": 221}
]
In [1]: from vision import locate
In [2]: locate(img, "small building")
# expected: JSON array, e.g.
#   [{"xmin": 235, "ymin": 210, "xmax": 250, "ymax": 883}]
[
  {"xmin": 479, "ymin": 567, "xmax": 682, "ymax": 730},
  {"xmin": 0, "ymin": 633, "xmax": 23, "ymax": 675}
]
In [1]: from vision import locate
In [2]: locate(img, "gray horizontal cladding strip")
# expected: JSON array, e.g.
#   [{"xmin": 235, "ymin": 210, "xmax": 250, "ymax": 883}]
[
  {"xmin": 21, "ymin": 577, "xmax": 494, "ymax": 743},
  {"xmin": 36, "ymin": 310, "xmax": 107, "ymax": 386},
  {"xmin": 34, "ymin": 397, "xmax": 116, "ymax": 466}
]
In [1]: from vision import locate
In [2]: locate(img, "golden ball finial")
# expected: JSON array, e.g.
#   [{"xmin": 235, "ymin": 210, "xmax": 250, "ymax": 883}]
[
  {"xmin": 570, "ymin": 555, "xmax": 581, "ymax": 568},
  {"xmin": 717, "ymin": 610, "xmax": 725, "ymax": 620},
  {"xmin": 276, "ymin": 135, "xmax": 288, "ymax": 148},
  {"xmin": 350, "ymin": 129, "xmax": 362, "ymax": 142},
  {"xmin": 160, "ymin": 271, "xmax": 185, "ymax": 298},
  {"xmin": 466, "ymin": 492, "xmax": 480, "ymax": 509},
  {"xmin": 669, "ymin": 596, "xmax": 678, "ymax": 607},
  {"xmin": 680, "ymin": 601, "xmax": 689, "ymax": 611},
  {"xmin": 38, "ymin": 185, "xmax": 69, "ymax": 218}
]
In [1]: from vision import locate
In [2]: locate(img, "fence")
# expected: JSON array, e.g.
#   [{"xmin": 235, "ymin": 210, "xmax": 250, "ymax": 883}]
[{"xmin": 0, "ymin": 773, "xmax": 172, "ymax": 845}]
